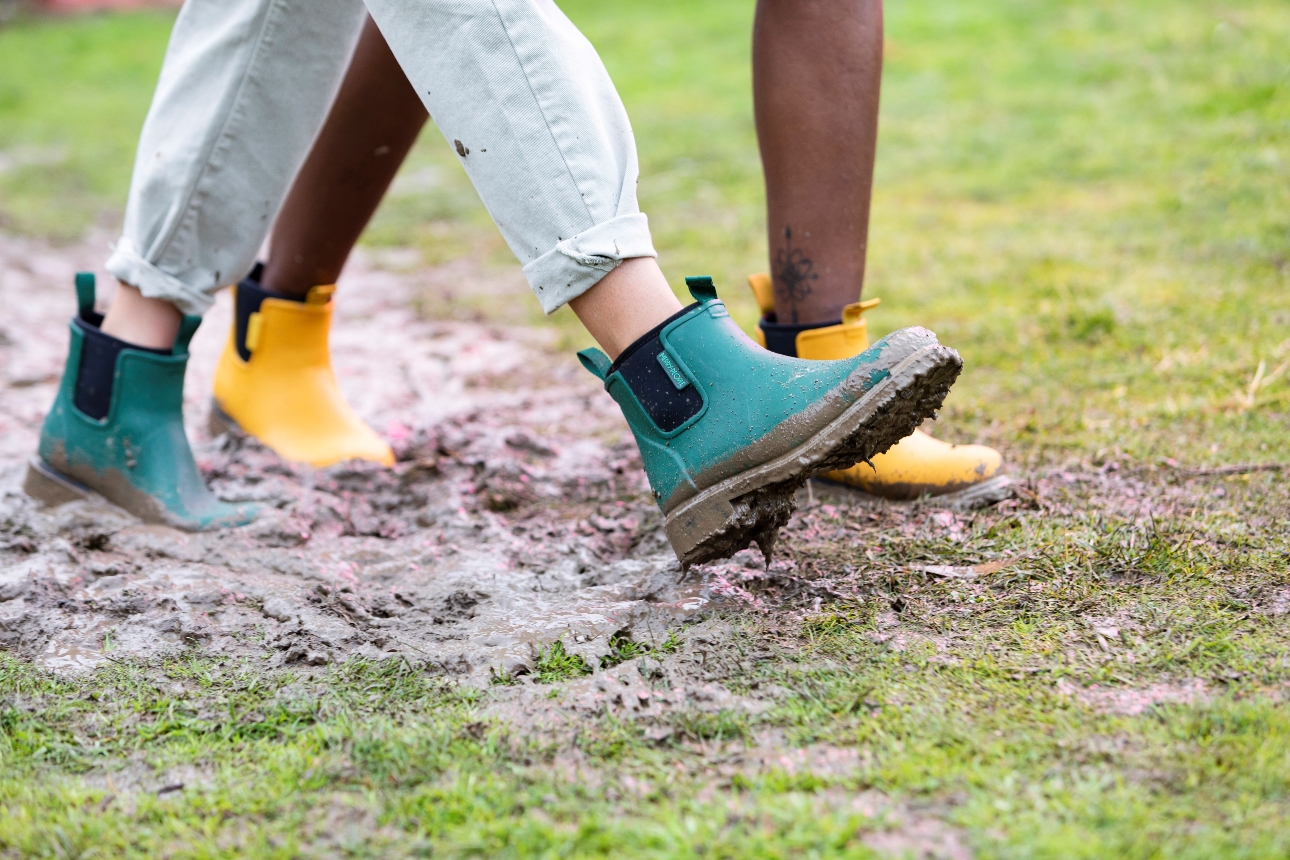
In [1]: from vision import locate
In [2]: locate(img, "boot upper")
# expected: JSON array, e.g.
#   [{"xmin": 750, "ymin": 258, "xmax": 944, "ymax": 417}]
[
  {"xmin": 213, "ymin": 279, "xmax": 393, "ymax": 468},
  {"xmin": 38, "ymin": 274, "xmax": 256, "ymax": 529},
  {"xmin": 580, "ymin": 277, "xmax": 932, "ymax": 512}
]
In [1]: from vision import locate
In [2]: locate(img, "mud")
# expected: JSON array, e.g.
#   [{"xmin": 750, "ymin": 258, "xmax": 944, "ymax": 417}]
[
  {"xmin": 0, "ymin": 232, "xmax": 1242, "ymax": 708},
  {"xmin": 0, "ymin": 232, "xmax": 753, "ymax": 683},
  {"xmin": 1055, "ymin": 678, "xmax": 1209, "ymax": 716}
]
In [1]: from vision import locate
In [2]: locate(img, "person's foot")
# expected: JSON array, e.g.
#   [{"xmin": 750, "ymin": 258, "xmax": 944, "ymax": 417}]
[
  {"xmin": 209, "ymin": 266, "xmax": 393, "ymax": 468},
  {"xmin": 578, "ymin": 276, "xmax": 962, "ymax": 568},
  {"xmin": 747, "ymin": 273, "xmax": 1010, "ymax": 507},
  {"xmin": 25, "ymin": 273, "xmax": 258, "ymax": 530}
]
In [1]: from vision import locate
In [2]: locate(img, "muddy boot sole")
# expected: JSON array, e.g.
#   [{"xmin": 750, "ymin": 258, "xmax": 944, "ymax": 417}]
[
  {"xmin": 23, "ymin": 456, "xmax": 97, "ymax": 507},
  {"xmin": 25, "ymin": 450, "xmax": 256, "ymax": 530},
  {"xmin": 664, "ymin": 343, "xmax": 963, "ymax": 569}
]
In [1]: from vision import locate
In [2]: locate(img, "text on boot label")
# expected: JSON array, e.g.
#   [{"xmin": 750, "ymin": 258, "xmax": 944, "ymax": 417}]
[{"xmin": 656, "ymin": 352, "xmax": 691, "ymax": 390}]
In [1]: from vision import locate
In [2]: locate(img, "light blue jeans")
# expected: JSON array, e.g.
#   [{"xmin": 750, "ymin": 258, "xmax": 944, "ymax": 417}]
[{"xmin": 105, "ymin": 0, "xmax": 656, "ymax": 316}]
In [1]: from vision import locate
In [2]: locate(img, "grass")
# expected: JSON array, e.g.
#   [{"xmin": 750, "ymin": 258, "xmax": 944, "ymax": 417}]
[
  {"xmin": 2, "ymin": 470, "xmax": 1289, "ymax": 857},
  {"xmin": 0, "ymin": 10, "xmax": 174, "ymax": 237},
  {"xmin": 2, "ymin": 0, "xmax": 1290, "ymax": 855}
]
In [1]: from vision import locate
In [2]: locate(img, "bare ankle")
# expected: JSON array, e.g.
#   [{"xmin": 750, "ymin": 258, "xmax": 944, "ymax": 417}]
[
  {"xmin": 569, "ymin": 257, "xmax": 683, "ymax": 360},
  {"xmin": 100, "ymin": 282, "xmax": 183, "ymax": 350}
]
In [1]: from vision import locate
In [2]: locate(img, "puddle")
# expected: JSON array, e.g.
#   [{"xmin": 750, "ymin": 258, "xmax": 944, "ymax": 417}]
[{"xmin": 39, "ymin": 638, "xmax": 107, "ymax": 674}]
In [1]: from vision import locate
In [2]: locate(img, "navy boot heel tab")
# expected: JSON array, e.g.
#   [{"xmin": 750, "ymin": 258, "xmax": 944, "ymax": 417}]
[{"xmin": 685, "ymin": 276, "xmax": 718, "ymax": 303}]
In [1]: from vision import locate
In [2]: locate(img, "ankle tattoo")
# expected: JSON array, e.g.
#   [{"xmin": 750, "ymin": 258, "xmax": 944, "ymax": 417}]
[{"xmin": 773, "ymin": 226, "xmax": 818, "ymax": 325}]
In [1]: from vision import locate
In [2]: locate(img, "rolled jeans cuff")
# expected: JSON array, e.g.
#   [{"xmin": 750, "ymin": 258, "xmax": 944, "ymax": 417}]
[
  {"xmin": 105, "ymin": 237, "xmax": 217, "ymax": 317},
  {"xmin": 522, "ymin": 212, "xmax": 656, "ymax": 314}
]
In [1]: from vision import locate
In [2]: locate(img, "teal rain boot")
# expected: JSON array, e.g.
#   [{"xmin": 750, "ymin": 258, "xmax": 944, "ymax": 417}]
[
  {"xmin": 578, "ymin": 277, "xmax": 962, "ymax": 568},
  {"xmin": 24, "ymin": 273, "xmax": 259, "ymax": 530}
]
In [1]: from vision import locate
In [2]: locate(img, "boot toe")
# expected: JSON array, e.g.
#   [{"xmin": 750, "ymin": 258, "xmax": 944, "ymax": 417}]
[{"xmin": 278, "ymin": 421, "xmax": 394, "ymax": 468}]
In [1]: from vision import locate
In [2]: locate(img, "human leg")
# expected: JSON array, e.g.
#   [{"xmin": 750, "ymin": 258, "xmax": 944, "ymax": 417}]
[
  {"xmin": 215, "ymin": 7, "xmax": 683, "ymax": 467},
  {"xmin": 266, "ymin": 10, "xmax": 682, "ymax": 360},
  {"xmin": 357, "ymin": 0, "xmax": 961, "ymax": 562},
  {"xmin": 212, "ymin": 16, "xmax": 426, "ymax": 467},
  {"xmin": 363, "ymin": 0, "xmax": 660, "ymax": 316},
  {"xmin": 261, "ymin": 16, "xmax": 429, "ymax": 298},
  {"xmin": 750, "ymin": 0, "xmax": 1007, "ymax": 505},
  {"xmin": 100, "ymin": 284, "xmax": 182, "ymax": 349},
  {"xmin": 105, "ymin": 0, "xmax": 368, "ymax": 315},
  {"xmin": 753, "ymin": 0, "xmax": 882, "ymax": 325},
  {"xmin": 568, "ymin": 258, "xmax": 681, "ymax": 360},
  {"xmin": 28, "ymin": 0, "xmax": 368, "ymax": 526}
]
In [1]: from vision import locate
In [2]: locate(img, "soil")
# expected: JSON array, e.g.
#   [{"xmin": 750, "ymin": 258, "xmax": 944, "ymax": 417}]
[
  {"xmin": 3, "ymin": 233, "xmax": 1242, "ymax": 718},
  {"xmin": 0, "ymin": 232, "xmax": 734, "ymax": 683}
]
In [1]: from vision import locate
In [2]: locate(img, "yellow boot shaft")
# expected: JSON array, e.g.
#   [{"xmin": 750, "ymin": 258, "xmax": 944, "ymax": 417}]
[
  {"xmin": 213, "ymin": 285, "xmax": 394, "ymax": 468},
  {"xmin": 747, "ymin": 273, "xmax": 1005, "ymax": 501}
]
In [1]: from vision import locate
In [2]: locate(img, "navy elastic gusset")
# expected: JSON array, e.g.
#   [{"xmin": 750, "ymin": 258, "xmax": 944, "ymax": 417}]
[
  {"xmin": 234, "ymin": 263, "xmax": 305, "ymax": 361},
  {"xmin": 758, "ymin": 313, "xmax": 842, "ymax": 358},
  {"xmin": 610, "ymin": 304, "xmax": 703, "ymax": 433},
  {"xmin": 606, "ymin": 303, "xmax": 698, "ymax": 377},
  {"xmin": 72, "ymin": 318, "xmax": 168, "ymax": 421}
]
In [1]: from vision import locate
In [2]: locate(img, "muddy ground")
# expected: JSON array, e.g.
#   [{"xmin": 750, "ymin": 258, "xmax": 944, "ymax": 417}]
[
  {"xmin": 0, "ymin": 233, "xmax": 738, "ymax": 684},
  {"xmin": 7, "ymin": 235, "xmax": 1290, "ymax": 858},
  {"xmin": 1, "ymin": 233, "xmax": 1272, "ymax": 709}
]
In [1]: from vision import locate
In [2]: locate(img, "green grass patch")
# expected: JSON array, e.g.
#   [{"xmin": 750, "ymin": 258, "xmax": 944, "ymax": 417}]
[
  {"xmin": 2, "ymin": 0, "xmax": 1290, "ymax": 854},
  {"xmin": 532, "ymin": 639, "xmax": 593, "ymax": 685},
  {"xmin": 0, "ymin": 10, "xmax": 173, "ymax": 236}
]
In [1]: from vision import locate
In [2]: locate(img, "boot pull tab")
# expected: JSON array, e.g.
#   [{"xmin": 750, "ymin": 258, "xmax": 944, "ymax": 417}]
[
  {"xmin": 173, "ymin": 315, "xmax": 202, "ymax": 354},
  {"xmin": 74, "ymin": 272, "xmax": 96, "ymax": 320},
  {"xmin": 685, "ymin": 276, "xmax": 718, "ymax": 303},
  {"xmin": 841, "ymin": 298, "xmax": 881, "ymax": 325},
  {"xmin": 577, "ymin": 348, "xmax": 612, "ymax": 381},
  {"xmin": 306, "ymin": 284, "xmax": 336, "ymax": 305}
]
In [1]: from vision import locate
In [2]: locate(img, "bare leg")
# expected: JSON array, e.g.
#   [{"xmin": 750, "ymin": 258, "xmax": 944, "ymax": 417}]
[
  {"xmin": 260, "ymin": 16, "xmax": 429, "ymax": 297},
  {"xmin": 753, "ymin": 0, "xmax": 883, "ymax": 325},
  {"xmin": 101, "ymin": 283, "xmax": 181, "ymax": 348},
  {"xmin": 568, "ymin": 258, "xmax": 682, "ymax": 360}
]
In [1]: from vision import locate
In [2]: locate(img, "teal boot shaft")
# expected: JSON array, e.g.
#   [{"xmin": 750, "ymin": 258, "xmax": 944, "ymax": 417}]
[
  {"xmin": 579, "ymin": 277, "xmax": 961, "ymax": 566},
  {"xmin": 30, "ymin": 274, "xmax": 257, "ymax": 530}
]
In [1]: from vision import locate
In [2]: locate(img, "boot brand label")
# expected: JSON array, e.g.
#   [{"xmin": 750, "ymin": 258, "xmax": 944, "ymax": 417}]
[
  {"xmin": 707, "ymin": 302, "xmax": 730, "ymax": 319},
  {"xmin": 656, "ymin": 352, "xmax": 691, "ymax": 390}
]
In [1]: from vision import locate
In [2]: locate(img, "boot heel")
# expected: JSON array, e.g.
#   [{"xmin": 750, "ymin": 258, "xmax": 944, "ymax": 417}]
[
  {"xmin": 207, "ymin": 399, "xmax": 244, "ymax": 439},
  {"xmin": 665, "ymin": 495, "xmax": 736, "ymax": 568},
  {"xmin": 665, "ymin": 487, "xmax": 795, "ymax": 571},
  {"xmin": 23, "ymin": 456, "xmax": 93, "ymax": 507}
]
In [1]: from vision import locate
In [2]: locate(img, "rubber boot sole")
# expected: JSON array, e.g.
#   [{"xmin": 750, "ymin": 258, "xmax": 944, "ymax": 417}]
[
  {"xmin": 814, "ymin": 472, "xmax": 1015, "ymax": 511},
  {"xmin": 663, "ymin": 343, "xmax": 963, "ymax": 569}
]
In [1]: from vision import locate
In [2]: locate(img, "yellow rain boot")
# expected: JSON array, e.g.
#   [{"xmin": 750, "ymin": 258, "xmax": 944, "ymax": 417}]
[
  {"xmin": 211, "ymin": 269, "xmax": 394, "ymax": 467},
  {"xmin": 748, "ymin": 274, "xmax": 1009, "ymax": 507}
]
